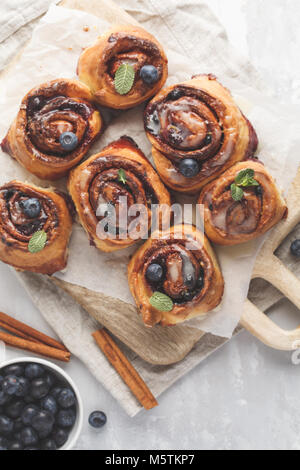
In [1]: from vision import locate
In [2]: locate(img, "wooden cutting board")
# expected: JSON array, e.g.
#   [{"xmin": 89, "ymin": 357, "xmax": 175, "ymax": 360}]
[{"xmin": 5, "ymin": 0, "xmax": 300, "ymax": 365}]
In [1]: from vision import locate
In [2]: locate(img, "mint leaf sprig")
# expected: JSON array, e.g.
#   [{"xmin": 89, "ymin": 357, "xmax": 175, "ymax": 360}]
[
  {"xmin": 28, "ymin": 230, "xmax": 47, "ymax": 253},
  {"xmin": 231, "ymin": 169, "xmax": 259, "ymax": 202},
  {"xmin": 118, "ymin": 168, "xmax": 127, "ymax": 185},
  {"xmin": 114, "ymin": 64, "xmax": 135, "ymax": 95},
  {"xmin": 149, "ymin": 292, "xmax": 174, "ymax": 312}
]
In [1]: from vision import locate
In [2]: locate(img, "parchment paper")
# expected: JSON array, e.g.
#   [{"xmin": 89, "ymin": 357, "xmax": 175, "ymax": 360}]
[{"xmin": 0, "ymin": 5, "xmax": 300, "ymax": 338}]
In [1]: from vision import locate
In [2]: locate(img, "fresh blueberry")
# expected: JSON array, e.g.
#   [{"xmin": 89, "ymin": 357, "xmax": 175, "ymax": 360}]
[
  {"xmin": 15, "ymin": 377, "xmax": 29, "ymax": 397},
  {"xmin": 0, "ymin": 374, "xmax": 3, "ymax": 386},
  {"xmin": 21, "ymin": 198, "xmax": 41, "ymax": 219},
  {"xmin": 8, "ymin": 441, "xmax": 23, "ymax": 450},
  {"xmin": 291, "ymin": 240, "xmax": 300, "ymax": 258},
  {"xmin": 0, "ymin": 415, "xmax": 14, "ymax": 435},
  {"xmin": 50, "ymin": 386, "xmax": 63, "ymax": 400},
  {"xmin": 167, "ymin": 89, "xmax": 183, "ymax": 101},
  {"xmin": 43, "ymin": 374, "xmax": 56, "ymax": 391},
  {"xmin": 32, "ymin": 410, "xmax": 54, "ymax": 434},
  {"xmin": 88, "ymin": 411, "xmax": 107, "ymax": 429},
  {"xmin": 140, "ymin": 65, "xmax": 159, "ymax": 85},
  {"xmin": 57, "ymin": 388, "xmax": 76, "ymax": 409},
  {"xmin": 41, "ymin": 395, "xmax": 57, "ymax": 415},
  {"xmin": 178, "ymin": 159, "xmax": 200, "ymax": 178},
  {"xmin": 57, "ymin": 408, "xmax": 76, "ymax": 428},
  {"xmin": 52, "ymin": 428, "xmax": 69, "ymax": 448},
  {"xmin": 30, "ymin": 377, "xmax": 50, "ymax": 400},
  {"xmin": 14, "ymin": 416, "xmax": 24, "ymax": 432},
  {"xmin": 146, "ymin": 264, "xmax": 163, "ymax": 283},
  {"xmin": 2, "ymin": 376, "xmax": 20, "ymax": 396},
  {"xmin": 59, "ymin": 132, "xmax": 78, "ymax": 152},
  {"xmin": 21, "ymin": 404, "xmax": 39, "ymax": 426},
  {"xmin": 0, "ymin": 436, "xmax": 9, "ymax": 450},
  {"xmin": 41, "ymin": 438, "xmax": 57, "ymax": 450},
  {"xmin": 20, "ymin": 427, "xmax": 38, "ymax": 447},
  {"xmin": 5, "ymin": 400, "xmax": 24, "ymax": 419},
  {"xmin": 25, "ymin": 363, "xmax": 45, "ymax": 379},
  {"xmin": 3, "ymin": 364, "xmax": 24, "ymax": 377},
  {"xmin": 0, "ymin": 390, "xmax": 10, "ymax": 406}
]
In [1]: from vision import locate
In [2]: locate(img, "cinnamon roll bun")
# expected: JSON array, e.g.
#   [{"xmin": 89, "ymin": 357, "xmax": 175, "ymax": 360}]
[
  {"xmin": 1, "ymin": 79, "xmax": 103, "ymax": 180},
  {"xmin": 77, "ymin": 25, "xmax": 168, "ymax": 110},
  {"xmin": 144, "ymin": 74, "xmax": 258, "ymax": 194},
  {"xmin": 0, "ymin": 181, "xmax": 73, "ymax": 274},
  {"xmin": 68, "ymin": 136, "xmax": 171, "ymax": 252},
  {"xmin": 128, "ymin": 224, "xmax": 224, "ymax": 327},
  {"xmin": 198, "ymin": 160, "xmax": 287, "ymax": 246}
]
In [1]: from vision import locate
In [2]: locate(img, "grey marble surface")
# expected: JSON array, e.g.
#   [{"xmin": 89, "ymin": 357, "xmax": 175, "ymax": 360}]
[{"xmin": 1, "ymin": 0, "xmax": 300, "ymax": 450}]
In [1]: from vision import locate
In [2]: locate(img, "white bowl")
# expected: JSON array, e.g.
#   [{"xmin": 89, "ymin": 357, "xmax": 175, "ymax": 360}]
[{"xmin": 0, "ymin": 357, "xmax": 83, "ymax": 450}]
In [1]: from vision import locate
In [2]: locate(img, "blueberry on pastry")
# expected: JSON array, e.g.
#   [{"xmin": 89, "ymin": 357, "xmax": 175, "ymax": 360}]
[
  {"xmin": 128, "ymin": 224, "xmax": 224, "ymax": 327},
  {"xmin": 0, "ymin": 181, "xmax": 73, "ymax": 274},
  {"xmin": 144, "ymin": 74, "xmax": 258, "ymax": 194},
  {"xmin": 77, "ymin": 25, "xmax": 168, "ymax": 110},
  {"xmin": 1, "ymin": 79, "xmax": 103, "ymax": 180}
]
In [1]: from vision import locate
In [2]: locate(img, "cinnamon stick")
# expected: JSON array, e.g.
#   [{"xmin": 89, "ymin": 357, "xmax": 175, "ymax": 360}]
[
  {"xmin": 0, "ymin": 311, "xmax": 68, "ymax": 352},
  {"xmin": 92, "ymin": 329, "xmax": 158, "ymax": 410},
  {"xmin": 0, "ymin": 331, "xmax": 71, "ymax": 363},
  {"xmin": 0, "ymin": 319, "xmax": 40, "ymax": 343}
]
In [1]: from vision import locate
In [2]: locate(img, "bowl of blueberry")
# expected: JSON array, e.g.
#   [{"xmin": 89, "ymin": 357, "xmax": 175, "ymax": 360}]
[{"xmin": 0, "ymin": 357, "xmax": 83, "ymax": 450}]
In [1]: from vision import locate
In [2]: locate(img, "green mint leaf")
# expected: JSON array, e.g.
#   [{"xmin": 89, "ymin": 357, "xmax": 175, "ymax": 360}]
[
  {"xmin": 246, "ymin": 178, "xmax": 260, "ymax": 186},
  {"xmin": 235, "ymin": 169, "xmax": 254, "ymax": 185},
  {"xmin": 114, "ymin": 64, "xmax": 135, "ymax": 95},
  {"xmin": 118, "ymin": 168, "xmax": 127, "ymax": 185},
  {"xmin": 231, "ymin": 184, "xmax": 244, "ymax": 202},
  {"xmin": 28, "ymin": 230, "xmax": 47, "ymax": 253},
  {"xmin": 149, "ymin": 292, "xmax": 174, "ymax": 312}
]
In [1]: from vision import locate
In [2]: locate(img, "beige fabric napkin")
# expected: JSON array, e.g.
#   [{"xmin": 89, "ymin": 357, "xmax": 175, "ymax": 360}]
[{"xmin": 0, "ymin": 0, "xmax": 267, "ymax": 416}]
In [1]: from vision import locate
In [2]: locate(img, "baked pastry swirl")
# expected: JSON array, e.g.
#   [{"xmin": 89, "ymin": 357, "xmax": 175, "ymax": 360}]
[
  {"xmin": 68, "ymin": 136, "xmax": 171, "ymax": 252},
  {"xmin": 77, "ymin": 25, "xmax": 168, "ymax": 110},
  {"xmin": 144, "ymin": 74, "xmax": 258, "ymax": 194},
  {"xmin": 128, "ymin": 224, "xmax": 224, "ymax": 327},
  {"xmin": 1, "ymin": 79, "xmax": 102, "ymax": 180},
  {"xmin": 198, "ymin": 160, "xmax": 287, "ymax": 245},
  {"xmin": 0, "ymin": 181, "xmax": 73, "ymax": 274}
]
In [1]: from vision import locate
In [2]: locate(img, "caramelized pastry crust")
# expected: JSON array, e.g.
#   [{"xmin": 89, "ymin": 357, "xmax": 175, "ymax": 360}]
[
  {"xmin": 128, "ymin": 224, "xmax": 224, "ymax": 327},
  {"xmin": 0, "ymin": 181, "xmax": 73, "ymax": 274},
  {"xmin": 1, "ymin": 79, "xmax": 102, "ymax": 180},
  {"xmin": 68, "ymin": 136, "xmax": 171, "ymax": 252},
  {"xmin": 198, "ymin": 160, "xmax": 287, "ymax": 245},
  {"xmin": 144, "ymin": 74, "xmax": 258, "ymax": 194},
  {"xmin": 77, "ymin": 24, "xmax": 168, "ymax": 109}
]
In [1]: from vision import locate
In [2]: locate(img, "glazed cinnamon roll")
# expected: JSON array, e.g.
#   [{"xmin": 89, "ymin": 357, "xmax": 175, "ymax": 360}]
[
  {"xmin": 0, "ymin": 181, "xmax": 73, "ymax": 274},
  {"xmin": 1, "ymin": 79, "xmax": 103, "ymax": 180},
  {"xmin": 198, "ymin": 160, "xmax": 287, "ymax": 246},
  {"xmin": 144, "ymin": 74, "xmax": 258, "ymax": 194},
  {"xmin": 68, "ymin": 136, "xmax": 171, "ymax": 252},
  {"xmin": 128, "ymin": 224, "xmax": 224, "ymax": 327},
  {"xmin": 77, "ymin": 25, "xmax": 168, "ymax": 110}
]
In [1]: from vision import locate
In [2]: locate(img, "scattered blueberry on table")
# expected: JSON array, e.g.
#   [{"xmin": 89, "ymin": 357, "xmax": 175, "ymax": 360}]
[
  {"xmin": 0, "ymin": 362, "xmax": 78, "ymax": 450},
  {"xmin": 290, "ymin": 239, "xmax": 300, "ymax": 257},
  {"xmin": 88, "ymin": 411, "xmax": 107, "ymax": 429}
]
